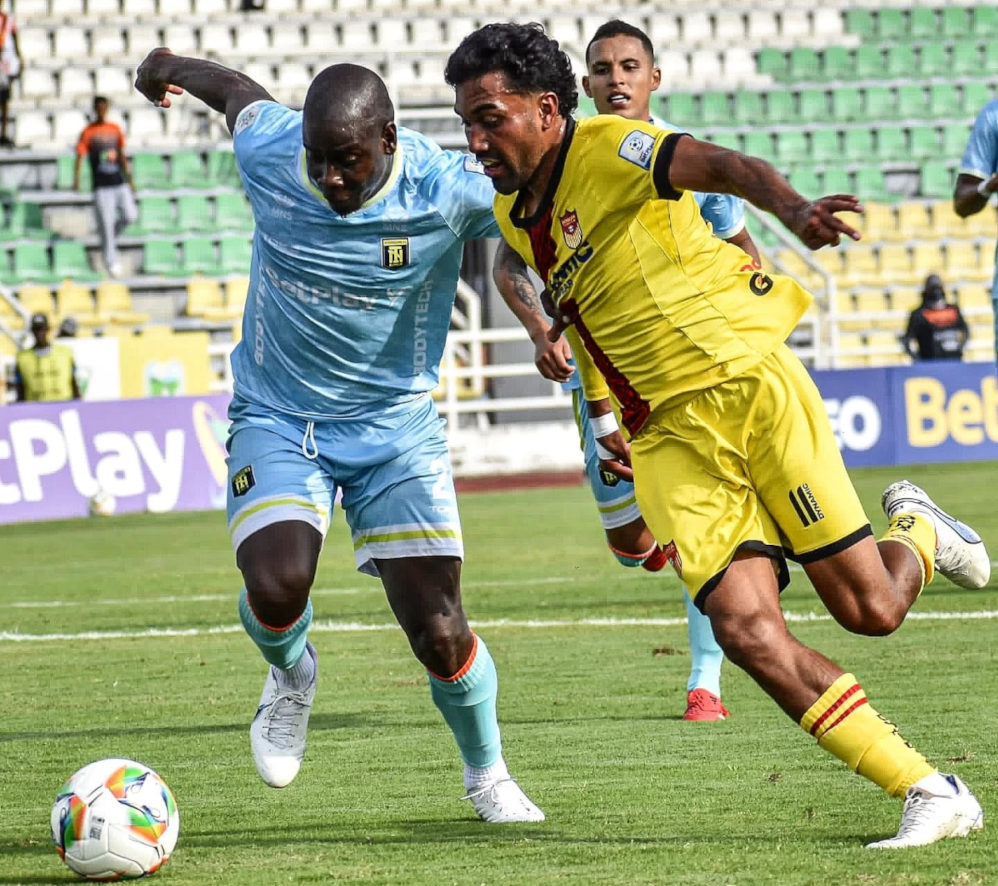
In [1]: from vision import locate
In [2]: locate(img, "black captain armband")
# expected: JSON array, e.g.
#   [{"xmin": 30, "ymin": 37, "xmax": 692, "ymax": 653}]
[{"xmin": 653, "ymin": 132, "xmax": 689, "ymax": 201}]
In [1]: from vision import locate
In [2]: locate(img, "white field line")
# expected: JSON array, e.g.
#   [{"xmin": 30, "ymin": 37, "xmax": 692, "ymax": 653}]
[{"xmin": 2, "ymin": 609, "xmax": 998, "ymax": 644}]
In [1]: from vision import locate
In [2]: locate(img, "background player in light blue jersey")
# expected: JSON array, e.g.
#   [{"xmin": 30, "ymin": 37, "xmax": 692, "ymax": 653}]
[
  {"xmin": 954, "ymin": 95, "xmax": 998, "ymax": 354},
  {"xmin": 495, "ymin": 20, "xmax": 761, "ymax": 722},
  {"xmin": 134, "ymin": 49, "xmax": 543, "ymax": 823}
]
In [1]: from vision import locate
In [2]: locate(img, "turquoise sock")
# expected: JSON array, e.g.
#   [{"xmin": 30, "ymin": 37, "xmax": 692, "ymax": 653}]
[
  {"xmin": 238, "ymin": 588, "xmax": 313, "ymax": 670},
  {"xmin": 684, "ymin": 588, "xmax": 723, "ymax": 695},
  {"xmin": 428, "ymin": 634, "xmax": 502, "ymax": 768}
]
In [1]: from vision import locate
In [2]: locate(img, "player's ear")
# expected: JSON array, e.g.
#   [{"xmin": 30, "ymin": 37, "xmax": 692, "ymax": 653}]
[
  {"xmin": 538, "ymin": 91, "xmax": 560, "ymax": 129},
  {"xmin": 651, "ymin": 66, "xmax": 661, "ymax": 92},
  {"xmin": 381, "ymin": 121, "xmax": 397, "ymax": 155},
  {"xmin": 582, "ymin": 75, "xmax": 593, "ymax": 98}
]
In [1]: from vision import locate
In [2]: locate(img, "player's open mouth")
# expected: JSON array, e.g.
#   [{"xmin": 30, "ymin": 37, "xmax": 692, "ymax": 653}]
[
  {"xmin": 478, "ymin": 158, "xmax": 504, "ymax": 178},
  {"xmin": 608, "ymin": 93, "xmax": 629, "ymax": 106}
]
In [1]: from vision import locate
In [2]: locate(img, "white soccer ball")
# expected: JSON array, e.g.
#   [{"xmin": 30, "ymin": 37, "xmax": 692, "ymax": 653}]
[
  {"xmin": 51, "ymin": 758, "xmax": 180, "ymax": 880},
  {"xmin": 88, "ymin": 490, "xmax": 117, "ymax": 517}
]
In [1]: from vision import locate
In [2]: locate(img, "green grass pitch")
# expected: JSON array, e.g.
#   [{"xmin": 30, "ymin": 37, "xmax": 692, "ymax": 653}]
[{"xmin": 1, "ymin": 462, "xmax": 996, "ymax": 885}]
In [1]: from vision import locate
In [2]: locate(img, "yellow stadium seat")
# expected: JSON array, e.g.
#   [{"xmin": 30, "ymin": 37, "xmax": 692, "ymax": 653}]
[
  {"xmin": 896, "ymin": 202, "xmax": 932, "ymax": 240},
  {"xmin": 56, "ymin": 281, "xmax": 99, "ymax": 326},
  {"xmin": 931, "ymin": 201, "xmax": 970, "ymax": 238},
  {"xmin": 17, "ymin": 285, "xmax": 55, "ymax": 320},
  {"xmin": 910, "ymin": 243, "xmax": 944, "ymax": 283},
  {"xmin": 944, "ymin": 242, "xmax": 981, "ymax": 280},
  {"xmin": 0, "ymin": 333, "xmax": 16, "ymax": 357},
  {"xmin": 96, "ymin": 281, "xmax": 151, "ymax": 326},
  {"xmin": 224, "ymin": 276, "xmax": 249, "ymax": 312},
  {"xmin": 835, "ymin": 330, "xmax": 869, "ymax": 367},
  {"xmin": 966, "ymin": 208, "xmax": 998, "ymax": 240},
  {"xmin": 888, "ymin": 284, "xmax": 921, "ymax": 314},
  {"xmin": 187, "ymin": 278, "xmax": 240, "ymax": 321},
  {"xmin": 775, "ymin": 249, "xmax": 822, "ymax": 290},
  {"xmin": 863, "ymin": 202, "xmax": 898, "ymax": 241},
  {"xmin": 815, "ymin": 248, "xmax": 843, "ymax": 278},
  {"xmin": 0, "ymin": 295, "xmax": 25, "ymax": 330},
  {"xmin": 955, "ymin": 285, "xmax": 992, "ymax": 310},
  {"xmin": 878, "ymin": 245, "xmax": 913, "ymax": 285}
]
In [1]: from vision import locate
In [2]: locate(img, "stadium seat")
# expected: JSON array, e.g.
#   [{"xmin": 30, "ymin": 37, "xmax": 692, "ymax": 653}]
[
  {"xmin": 201, "ymin": 23, "xmax": 235, "ymax": 54},
  {"xmin": 973, "ymin": 5, "xmax": 998, "ymax": 37},
  {"xmin": 12, "ymin": 244, "xmax": 56, "ymax": 284},
  {"xmin": 854, "ymin": 46, "xmax": 883, "ymax": 81},
  {"xmin": 909, "ymin": 8, "xmax": 938, "ymax": 41},
  {"xmin": 822, "ymin": 167, "xmax": 851, "ymax": 196},
  {"xmin": 58, "ymin": 154, "xmax": 91, "ymax": 192},
  {"xmin": 954, "ymin": 285, "xmax": 992, "ymax": 309},
  {"xmin": 95, "ymin": 281, "xmax": 149, "ymax": 325},
  {"xmin": 126, "ymin": 25, "xmax": 161, "ymax": 58},
  {"xmin": 810, "ymin": 130, "xmax": 840, "ymax": 164},
  {"xmin": 909, "ymin": 126, "xmax": 939, "ymax": 161},
  {"xmin": 53, "ymin": 28, "xmax": 89, "ymax": 63},
  {"xmin": 215, "ymin": 193, "xmax": 254, "ymax": 232},
  {"xmin": 207, "ymin": 150, "xmax": 241, "ymax": 188},
  {"xmin": 131, "ymin": 154, "xmax": 168, "ymax": 191},
  {"xmin": 181, "ymin": 238, "xmax": 218, "ymax": 276},
  {"xmin": 780, "ymin": 9, "xmax": 810, "ymax": 43},
  {"xmin": 885, "ymin": 45, "xmax": 916, "ymax": 79},
  {"xmin": 789, "ymin": 169, "xmax": 821, "ymax": 196},
  {"xmin": 699, "ymin": 92, "xmax": 729, "ymax": 127},
  {"xmin": 787, "ymin": 48, "xmax": 820, "ymax": 82},
  {"xmin": 721, "ymin": 48, "xmax": 757, "ymax": 87},
  {"xmin": 219, "ymin": 237, "xmax": 252, "ymax": 275},
  {"xmin": 921, "ymin": 161, "xmax": 954, "ymax": 199},
  {"xmin": 746, "ymin": 10, "xmax": 779, "ymax": 45},
  {"xmin": 830, "ymin": 87, "xmax": 862, "ymax": 123},
  {"xmin": 126, "ymin": 197, "xmax": 175, "ymax": 236},
  {"xmin": 860, "ymin": 86, "xmax": 893, "ymax": 123},
  {"xmin": 733, "ymin": 91, "xmax": 764, "ymax": 125},
  {"xmin": 942, "ymin": 124, "xmax": 971, "ymax": 160},
  {"xmin": 185, "ymin": 278, "xmax": 227, "ymax": 319},
  {"xmin": 876, "ymin": 128, "xmax": 907, "ymax": 163},
  {"xmin": 959, "ymin": 83, "xmax": 992, "ymax": 118},
  {"xmin": 755, "ymin": 48, "xmax": 786, "ymax": 81},
  {"xmin": 842, "ymin": 129, "xmax": 874, "ymax": 163},
  {"xmin": 919, "ymin": 44, "xmax": 950, "ymax": 79},
  {"xmin": 224, "ymin": 276, "xmax": 250, "ymax": 313},
  {"xmin": 0, "ymin": 203, "xmax": 49, "ymax": 242},
  {"xmin": 823, "ymin": 47, "xmax": 853, "ymax": 82},
  {"xmin": 944, "ymin": 242, "xmax": 980, "ymax": 280},
  {"xmin": 59, "ymin": 66, "xmax": 95, "ymax": 102},
  {"xmin": 840, "ymin": 246, "xmax": 879, "ymax": 286},
  {"xmin": 764, "ymin": 90, "xmax": 795, "ymax": 125},
  {"xmin": 941, "ymin": 6, "xmax": 971, "ymax": 39},
  {"xmin": 168, "ymin": 151, "xmax": 209, "ymax": 190},
  {"xmin": 55, "ymin": 281, "xmax": 98, "ymax": 326},
  {"xmin": 17, "ymin": 285, "xmax": 55, "ymax": 319},
  {"xmin": 52, "ymin": 241, "xmax": 100, "ymax": 282},
  {"xmin": 662, "ymin": 93, "xmax": 696, "ymax": 126},
  {"xmin": 679, "ymin": 11, "xmax": 712, "ymax": 47},
  {"xmin": 688, "ymin": 50, "xmax": 722, "ymax": 88},
  {"xmin": 951, "ymin": 43, "xmax": 981, "ymax": 79},
  {"xmin": 21, "ymin": 68, "xmax": 58, "ymax": 101},
  {"xmin": 772, "ymin": 131, "xmax": 805, "ymax": 166},
  {"xmin": 932, "ymin": 200, "xmax": 971, "ymax": 238},
  {"xmin": 879, "ymin": 244, "xmax": 914, "ymax": 283},
  {"xmin": 896, "ymin": 85, "xmax": 926, "ymax": 120},
  {"xmin": 844, "ymin": 8, "xmax": 875, "ymax": 40},
  {"xmin": 15, "ymin": 111, "xmax": 53, "ymax": 148},
  {"xmin": 91, "ymin": 27, "xmax": 126, "ymax": 60},
  {"xmin": 896, "ymin": 203, "xmax": 932, "ymax": 240},
  {"xmin": 863, "ymin": 203, "xmax": 898, "ymax": 241},
  {"xmin": 175, "ymin": 195, "xmax": 213, "ymax": 232},
  {"xmin": 877, "ymin": 9, "xmax": 906, "ymax": 42},
  {"xmin": 798, "ymin": 89, "xmax": 828, "ymax": 123},
  {"xmin": 911, "ymin": 243, "xmax": 944, "ymax": 279},
  {"xmin": 928, "ymin": 85, "xmax": 960, "ymax": 121},
  {"xmin": 855, "ymin": 167, "xmax": 892, "ymax": 203},
  {"xmin": 983, "ymin": 42, "xmax": 998, "ymax": 71},
  {"xmin": 143, "ymin": 239, "xmax": 179, "ymax": 276}
]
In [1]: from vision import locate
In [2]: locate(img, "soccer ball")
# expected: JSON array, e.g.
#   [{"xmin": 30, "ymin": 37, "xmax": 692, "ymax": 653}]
[
  {"xmin": 51, "ymin": 759, "xmax": 180, "ymax": 880},
  {"xmin": 88, "ymin": 489, "xmax": 117, "ymax": 517}
]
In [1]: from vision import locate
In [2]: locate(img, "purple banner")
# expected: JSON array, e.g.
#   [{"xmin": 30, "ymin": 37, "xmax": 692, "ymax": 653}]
[{"xmin": 0, "ymin": 395, "xmax": 232, "ymax": 524}]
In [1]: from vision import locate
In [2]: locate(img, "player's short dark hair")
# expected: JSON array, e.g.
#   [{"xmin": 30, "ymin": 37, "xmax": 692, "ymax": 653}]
[
  {"xmin": 445, "ymin": 22, "xmax": 578, "ymax": 119},
  {"xmin": 585, "ymin": 20, "xmax": 655, "ymax": 66}
]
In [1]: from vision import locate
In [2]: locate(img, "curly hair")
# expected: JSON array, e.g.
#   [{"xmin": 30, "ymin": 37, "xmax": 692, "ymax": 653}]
[{"xmin": 445, "ymin": 22, "xmax": 578, "ymax": 118}]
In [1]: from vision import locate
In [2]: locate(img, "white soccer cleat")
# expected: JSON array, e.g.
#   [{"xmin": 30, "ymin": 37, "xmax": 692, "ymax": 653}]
[
  {"xmin": 462, "ymin": 777, "xmax": 546, "ymax": 823},
  {"xmin": 866, "ymin": 774, "xmax": 984, "ymax": 849},
  {"xmin": 250, "ymin": 642, "xmax": 318, "ymax": 788},
  {"xmin": 882, "ymin": 480, "xmax": 991, "ymax": 590}
]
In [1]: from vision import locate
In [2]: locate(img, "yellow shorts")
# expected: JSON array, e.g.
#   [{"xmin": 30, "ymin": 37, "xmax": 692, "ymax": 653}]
[{"xmin": 630, "ymin": 344, "xmax": 872, "ymax": 608}]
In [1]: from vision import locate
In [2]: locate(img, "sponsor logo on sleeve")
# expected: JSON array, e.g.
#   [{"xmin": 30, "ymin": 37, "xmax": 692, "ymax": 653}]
[
  {"xmin": 618, "ymin": 130, "xmax": 656, "ymax": 170},
  {"xmin": 234, "ymin": 104, "xmax": 261, "ymax": 135},
  {"xmin": 463, "ymin": 156, "xmax": 486, "ymax": 175}
]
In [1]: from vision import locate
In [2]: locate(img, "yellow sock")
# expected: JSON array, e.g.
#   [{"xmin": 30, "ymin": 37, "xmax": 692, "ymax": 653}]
[
  {"xmin": 880, "ymin": 512, "xmax": 935, "ymax": 588},
  {"xmin": 800, "ymin": 673, "xmax": 935, "ymax": 798}
]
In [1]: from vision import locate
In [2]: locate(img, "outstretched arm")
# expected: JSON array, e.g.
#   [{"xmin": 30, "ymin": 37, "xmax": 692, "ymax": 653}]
[
  {"xmin": 954, "ymin": 173, "xmax": 998, "ymax": 219},
  {"xmin": 664, "ymin": 136, "xmax": 861, "ymax": 250},
  {"xmin": 134, "ymin": 48, "xmax": 274, "ymax": 135}
]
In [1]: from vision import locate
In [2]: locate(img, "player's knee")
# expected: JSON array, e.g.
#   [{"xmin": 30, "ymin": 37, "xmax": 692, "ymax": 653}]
[
  {"xmin": 710, "ymin": 608, "xmax": 787, "ymax": 670},
  {"xmin": 243, "ymin": 559, "xmax": 315, "ymax": 624},
  {"xmin": 407, "ymin": 614, "xmax": 473, "ymax": 676},
  {"xmin": 837, "ymin": 597, "xmax": 904, "ymax": 637}
]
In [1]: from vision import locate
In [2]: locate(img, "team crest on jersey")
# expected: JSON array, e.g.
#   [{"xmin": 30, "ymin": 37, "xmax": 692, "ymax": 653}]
[
  {"xmin": 231, "ymin": 465, "xmax": 255, "ymax": 498},
  {"xmin": 662, "ymin": 541, "xmax": 682, "ymax": 577},
  {"xmin": 381, "ymin": 237, "xmax": 410, "ymax": 269},
  {"xmin": 560, "ymin": 210, "xmax": 583, "ymax": 249},
  {"xmin": 618, "ymin": 130, "xmax": 656, "ymax": 170}
]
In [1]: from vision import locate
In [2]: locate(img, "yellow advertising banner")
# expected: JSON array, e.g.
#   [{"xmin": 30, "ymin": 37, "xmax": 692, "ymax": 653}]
[{"xmin": 117, "ymin": 330, "xmax": 212, "ymax": 398}]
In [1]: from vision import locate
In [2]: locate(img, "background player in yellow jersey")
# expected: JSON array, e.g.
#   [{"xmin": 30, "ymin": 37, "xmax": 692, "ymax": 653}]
[{"xmin": 447, "ymin": 22, "xmax": 990, "ymax": 848}]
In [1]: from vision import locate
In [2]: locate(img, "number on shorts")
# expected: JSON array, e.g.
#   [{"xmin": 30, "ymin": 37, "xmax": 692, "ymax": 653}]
[{"xmin": 429, "ymin": 458, "xmax": 450, "ymax": 499}]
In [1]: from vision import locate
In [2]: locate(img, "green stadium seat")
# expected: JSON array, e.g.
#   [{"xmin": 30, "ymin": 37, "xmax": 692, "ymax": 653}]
[
  {"xmin": 885, "ymin": 46, "xmax": 917, "ymax": 79},
  {"xmin": 707, "ymin": 131, "xmax": 741, "ymax": 152},
  {"xmin": 798, "ymin": 89, "xmax": 829, "ymax": 122},
  {"xmin": 844, "ymin": 9, "xmax": 875, "ymax": 40},
  {"xmin": 169, "ymin": 151, "xmax": 209, "ymax": 189},
  {"xmin": 877, "ymin": 9, "xmax": 906, "ymax": 41},
  {"xmin": 52, "ymin": 241, "xmax": 100, "ymax": 282},
  {"xmin": 909, "ymin": 126, "xmax": 939, "ymax": 161},
  {"xmin": 182, "ymin": 238, "xmax": 218, "ymax": 275},
  {"xmin": 12, "ymin": 243, "xmax": 55, "ymax": 283},
  {"xmin": 125, "ymin": 196, "xmax": 175, "ymax": 236},
  {"xmin": 756, "ymin": 48, "xmax": 786, "ymax": 80},
  {"xmin": 909, "ymin": 8, "xmax": 938, "ymax": 41},
  {"xmin": 740, "ymin": 131, "xmax": 770, "ymax": 160},
  {"xmin": 575, "ymin": 95, "xmax": 596, "ymax": 118},
  {"xmin": 143, "ymin": 239, "xmax": 179, "ymax": 276},
  {"xmin": 131, "ymin": 153, "xmax": 168, "ymax": 191},
  {"xmin": 788, "ymin": 48, "xmax": 820, "ymax": 81},
  {"xmin": 855, "ymin": 167, "xmax": 892, "ymax": 203},
  {"xmin": 663, "ymin": 93, "xmax": 696, "ymax": 125},
  {"xmin": 215, "ymin": 193, "xmax": 254, "ymax": 231},
  {"xmin": 921, "ymin": 161, "xmax": 954, "ymax": 198},
  {"xmin": 863, "ymin": 86, "xmax": 895, "ymax": 122},
  {"xmin": 699, "ymin": 92, "xmax": 730, "ymax": 127},
  {"xmin": 0, "ymin": 202, "xmax": 48, "ymax": 241},
  {"xmin": 176, "ymin": 194, "xmax": 213, "ymax": 232},
  {"xmin": 831, "ymin": 87, "xmax": 862, "ymax": 122},
  {"xmin": 764, "ymin": 90, "xmax": 795, "ymax": 125},
  {"xmin": 207, "ymin": 150, "xmax": 241, "ymax": 188},
  {"xmin": 823, "ymin": 47, "xmax": 853, "ymax": 81},
  {"xmin": 961, "ymin": 83, "xmax": 993, "ymax": 117},
  {"xmin": 928, "ymin": 85, "xmax": 960, "ymax": 120},
  {"xmin": 219, "ymin": 237, "xmax": 252, "ymax": 275},
  {"xmin": 896, "ymin": 85, "xmax": 926, "ymax": 120},
  {"xmin": 57, "ymin": 155, "xmax": 91, "ymax": 192},
  {"xmin": 942, "ymin": 123, "xmax": 970, "ymax": 158},
  {"xmin": 790, "ymin": 169, "xmax": 821, "ymax": 196},
  {"xmin": 941, "ymin": 6, "xmax": 971, "ymax": 39},
  {"xmin": 773, "ymin": 131, "xmax": 806, "ymax": 165},
  {"xmin": 843, "ymin": 129, "xmax": 875, "ymax": 163},
  {"xmin": 854, "ymin": 46, "xmax": 884, "ymax": 81},
  {"xmin": 732, "ymin": 90, "xmax": 764, "ymax": 124},
  {"xmin": 919, "ymin": 44, "xmax": 949, "ymax": 79},
  {"xmin": 822, "ymin": 167, "xmax": 851, "ymax": 195},
  {"xmin": 951, "ymin": 43, "xmax": 981, "ymax": 79},
  {"xmin": 875, "ymin": 128, "xmax": 907, "ymax": 162},
  {"xmin": 972, "ymin": 5, "xmax": 998, "ymax": 37},
  {"xmin": 811, "ymin": 130, "xmax": 840, "ymax": 163},
  {"xmin": 984, "ymin": 43, "xmax": 998, "ymax": 72}
]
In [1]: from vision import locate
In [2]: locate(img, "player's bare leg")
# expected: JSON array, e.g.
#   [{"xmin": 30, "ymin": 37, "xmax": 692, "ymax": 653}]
[
  {"xmin": 704, "ymin": 550, "xmax": 983, "ymax": 848},
  {"xmin": 238, "ymin": 521, "xmax": 323, "ymax": 788},
  {"xmin": 378, "ymin": 556, "xmax": 544, "ymax": 823},
  {"xmin": 606, "ymin": 518, "xmax": 728, "ymax": 721}
]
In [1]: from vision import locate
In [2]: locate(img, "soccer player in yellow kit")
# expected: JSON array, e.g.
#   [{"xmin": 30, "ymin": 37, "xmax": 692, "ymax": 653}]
[{"xmin": 447, "ymin": 22, "xmax": 989, "ymax": 848}]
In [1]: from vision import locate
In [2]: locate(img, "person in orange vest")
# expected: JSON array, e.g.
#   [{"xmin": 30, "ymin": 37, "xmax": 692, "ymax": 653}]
[{"xmin": 14, "ymin": 313, "xmax": 81, "ymax": 402}]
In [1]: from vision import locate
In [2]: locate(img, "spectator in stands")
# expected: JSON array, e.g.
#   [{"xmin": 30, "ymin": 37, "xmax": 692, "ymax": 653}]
[
  {"xmin": 0, "ymin": 0, "xmax": 23, "ymax": 148},
  {"xmin": 902, "ymin": 274, "xmax": 968, "ymax": 362},
  {"xmin": 73, "ymin": 96, "xmax": 138, "ymax": 278},
  {"xmin": 58, "ymin": 317, "xmax": 79, "ymax": 338},
  {"xmin": 14, "ymin": 313, "xmax": 81, "ymax": 402}
]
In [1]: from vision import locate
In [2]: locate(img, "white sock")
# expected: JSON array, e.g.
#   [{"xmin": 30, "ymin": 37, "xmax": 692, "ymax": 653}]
[
  {"xmin": 912, "ymin": 771, "xmax": 958, "ymax": 797},
  {"xmin": 276, "ymin": 646, "xmax": 315, "ymax": 691},
  {"xmin": 464, "ymin": 757, "xmax": 509, "ymax": 790}
]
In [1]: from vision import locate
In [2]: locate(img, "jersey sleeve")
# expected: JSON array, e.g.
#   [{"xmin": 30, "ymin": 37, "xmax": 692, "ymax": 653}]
[
  {"xmin": 960, "ymin": 104, "xmax": 998, "ymax": 180},
  {"xmin": 428, "ymin": 151, "xmax": 500, "ymax": 241},
  {"xmin": 696, "ymin": 192, "xmax": 746, "ymax": 240},
  {"xmin": 232, "ymin": 101, "xmax": 300, "ymax": 184},
  {"xmin": 564, "ymin": 326, "xmax": 610, "ymax": 403},
  {"xmin": 75, "ymin": 128, "xmax": 89, "ymax": 156}
]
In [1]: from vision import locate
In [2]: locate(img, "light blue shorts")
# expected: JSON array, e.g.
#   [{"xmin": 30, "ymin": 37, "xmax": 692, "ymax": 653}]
[
  {"xmin": 572, "ymin": 388, "xmax": 641, "ymax": 530},
  {"xmin": 225, "ymin": 395, "xmax": 463, "ymax": 576}
]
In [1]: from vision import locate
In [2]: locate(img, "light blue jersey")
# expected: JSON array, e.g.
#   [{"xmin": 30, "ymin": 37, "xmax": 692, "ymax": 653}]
[
  {"xmin": 230, "ymin": 100, "xmax": 499, "ymax": 421},
  {"xmin": 960, "ymin": 97, "xmax": 998, "ymax": 304}
]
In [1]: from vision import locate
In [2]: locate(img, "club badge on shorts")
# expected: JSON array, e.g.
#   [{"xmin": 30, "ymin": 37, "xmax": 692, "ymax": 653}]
[{"xmin": 232, "ymin": 465, "xmax": 256, "ymax": 497}]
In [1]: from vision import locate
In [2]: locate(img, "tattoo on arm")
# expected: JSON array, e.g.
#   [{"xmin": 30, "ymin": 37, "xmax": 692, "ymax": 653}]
[{"xmin": 512, "ymin": 275, "xmax": 542, "ymax": 312}]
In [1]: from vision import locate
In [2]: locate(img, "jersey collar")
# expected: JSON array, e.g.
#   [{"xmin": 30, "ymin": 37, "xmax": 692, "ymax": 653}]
[
  {"xmin": 298, "ymin": 140, "xmax": 405, "ymax": 212},
  {"xmin": 509, "ymin": 117, "xmax": 575, "ymax": 229}
]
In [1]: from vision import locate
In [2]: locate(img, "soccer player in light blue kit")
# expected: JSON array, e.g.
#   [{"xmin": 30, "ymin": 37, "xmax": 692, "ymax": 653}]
[
  {"xmin": 134, "ymin": 49, "xmax": 543, "ymax": 822},
  {"xmin": 954, "ymin": 94, "xmax": 998, "ymax": 353},
  {"xmin": 496, "ymin": 20, "xmax": 761, "ymax": 722}
]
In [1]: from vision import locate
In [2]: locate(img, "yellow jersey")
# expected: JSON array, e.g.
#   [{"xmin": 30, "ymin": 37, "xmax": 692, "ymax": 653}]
[
  {"xmin": 494, "ymin": 116, "xmax": 812, "ymax": 436},
  {"xmin": 15, "ymin": 344, "xmax": 76, "ymax": 402}
]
